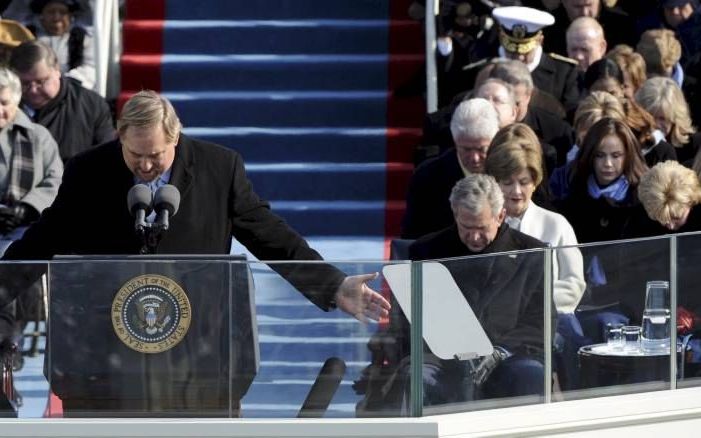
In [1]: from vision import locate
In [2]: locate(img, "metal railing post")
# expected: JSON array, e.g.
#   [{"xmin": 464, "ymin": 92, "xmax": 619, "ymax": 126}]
[
  {"xmin": 425, "ymin": 0, "xmax": 439, "ymax": 113},
  {"xmin": 544, "ymin": 248, "xmax": 553, "ymax": 403},
  {"xmin": 670, "ymin": 236, "xmax": 678, "ymax": 390},
  {"xmin": 410, "ymin": 262, "xmax": 423, "ymax": 417}
]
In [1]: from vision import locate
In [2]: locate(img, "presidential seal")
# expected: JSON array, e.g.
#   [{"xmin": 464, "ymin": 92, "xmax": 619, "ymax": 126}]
[{"xmin": 111, "ymin": 274, "xmax": 191, "ymax": 354}]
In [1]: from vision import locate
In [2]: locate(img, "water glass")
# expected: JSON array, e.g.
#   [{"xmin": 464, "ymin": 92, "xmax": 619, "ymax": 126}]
[
  {"xmin": 641, "ymin": 308, "xmax": 671, "ymax": 352},
  {"xmin": 606, "ymin": 323, "xmax": 624, "ymax": 351},
  {"xmin": 622, "ymin": 325, "xmax": 641, "ymax": 352},
  {"xmin": 645, "ymin": 281, "xmax": 670, "ymax": 311}
]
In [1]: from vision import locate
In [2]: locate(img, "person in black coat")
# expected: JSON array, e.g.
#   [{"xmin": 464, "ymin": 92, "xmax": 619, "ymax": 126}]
[
  {"xmin": 400, "ymin": 174, "xmax": 548, "ymax": 404},
  {"xmin": 559, "ymin": 117, "xmax": 655, "ymax": 323},
  {"xmin": 637, "ymin": 161, "xmax": 701, "ymax": 318},
  {"xmin": 0, "ymin": 92, "xmax": 393, "ymax": 417},
  {"xmin": 402, "ymin": 98, "xmax": 500, "ymax": 239},
  {"xmin": 9, "ymin": 40, "xmax": 114, "ymax": 162},
  {"xmin": 542, "ymin": 0, "xmax": 639, "ymax": 58},
  {"xmin": 421, "ymin": 59, "xmax": 575, "ymax": 168},
  {"xmin": 493, "ymin": 6, "xmax": 582, "ymax": 114},
  {"xmin": 1, "ymin": 91, "xmax": 389, "ymax": 329}
]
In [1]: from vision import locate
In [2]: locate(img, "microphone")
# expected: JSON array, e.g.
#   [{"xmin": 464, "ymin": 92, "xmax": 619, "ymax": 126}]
[
  {"xmin": 153, "ymin": 184, "xmax": 180, "ymax": 232},
  {"xmin": 297, "ymin": 357, "xmax": 346, "ymax": 418},
  {"xmin": 127, "ymin": 184, "xmax": 152, "ymax": 232}
]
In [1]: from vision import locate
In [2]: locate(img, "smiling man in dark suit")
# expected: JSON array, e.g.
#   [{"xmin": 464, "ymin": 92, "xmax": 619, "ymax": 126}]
[{"xmin": 3, "ymin": 90, "xmax": 390, "ymax": 322}]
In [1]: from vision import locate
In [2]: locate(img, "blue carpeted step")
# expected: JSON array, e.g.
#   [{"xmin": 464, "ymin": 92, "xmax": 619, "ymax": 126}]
[
  {"xmin": 161, "ymin": 20, "xmax": 396, "ymax": 55},
  {"xmin": 159, "ymin": 54, "xmax": 423, "ymax": 91},
  {"xmin": 254, "ymin": 360, "xmax": 367, "ymax": 381},
  {"xmin": 245, "ymin": 162, "xmax": 389, "ymax": 201},
  {"xmin": 259, "ymin": 337, "xmax": 369, "ymax": 363},
  {"xmin": 268, "ymin": 201, "xmax": 389, "ymax": 236},
  {"xmin": 182, "ymin": 127, "xmax": 398, "ymax": 163},
  {"xmin": 164, "ymin": 0, "xmax": 390, "ymax": 21},
  {"xmin": 166, "ymin": 91, "xmax": 387, "ymax": 128}
]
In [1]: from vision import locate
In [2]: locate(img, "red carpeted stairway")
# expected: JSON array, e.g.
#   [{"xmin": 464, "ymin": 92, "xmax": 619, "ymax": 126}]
[{"xmin": 121, "ymin": 0, "xmax": 423, "ymax": 259}]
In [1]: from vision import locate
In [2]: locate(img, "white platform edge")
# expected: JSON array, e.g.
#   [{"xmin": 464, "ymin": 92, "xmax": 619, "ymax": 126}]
[{"xmin": 4, "ymin": 386, "xmax": 701, "ymax": 437}]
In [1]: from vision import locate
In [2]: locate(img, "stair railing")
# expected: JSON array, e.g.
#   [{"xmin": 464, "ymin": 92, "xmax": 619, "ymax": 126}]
[
  {"xmin": 425, "ymin": 0, "xmax": 439, "ymax": 113},
  {"xmin": 92, "ymin": 0, "xmax": 121, "ymax": 99}
]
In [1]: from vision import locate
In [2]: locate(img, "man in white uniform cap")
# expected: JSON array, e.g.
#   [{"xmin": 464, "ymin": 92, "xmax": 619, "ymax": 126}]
[{"xmin": 493, "ymin": 6, "xmax": 580, "ymax": 115}]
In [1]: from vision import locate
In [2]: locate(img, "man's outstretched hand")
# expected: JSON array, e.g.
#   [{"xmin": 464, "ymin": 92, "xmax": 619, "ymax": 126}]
[{"xmin": 334, "ymin": 272, "xmax": 390, "ymax": 322}]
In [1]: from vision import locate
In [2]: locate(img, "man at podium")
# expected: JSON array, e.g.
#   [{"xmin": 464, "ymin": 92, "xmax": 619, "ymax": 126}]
[
  {"xmin": 0, "ymin": 90, "xmax": 390, "ymax": 415},
  {"xmin": 2, "ymin": 90, "xmax": 389, "ymax": 320}
]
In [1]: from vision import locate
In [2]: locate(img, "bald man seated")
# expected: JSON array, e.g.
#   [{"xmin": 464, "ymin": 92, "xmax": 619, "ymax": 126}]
[{"xmin": 566, "ymin": 16, "xmax": 607, "ymax": 73}]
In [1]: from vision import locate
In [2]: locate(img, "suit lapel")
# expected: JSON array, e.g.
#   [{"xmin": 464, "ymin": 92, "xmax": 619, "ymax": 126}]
[
  {"xmin": 168, "ymin": 135, "xmax": 194, "ymax": 199},
  {"xmin": 477, "ymin": 226, "xmax": 523, "ymax": 308}
]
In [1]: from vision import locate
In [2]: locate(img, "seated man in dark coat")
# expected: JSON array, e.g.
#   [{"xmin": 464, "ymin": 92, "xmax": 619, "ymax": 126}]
[
  {"xmin": 365, "ymin": 175, "xmax": 548, "ymax": 412},
  {"xmin": 9, "ymin": 40, "xmax": 114, "ymax": 162},
  {"xmin": 402, "ymin": 98, "xmax": 500, "ymax": 239},
  {"xmin": 421, "ymin": 59, "xmax": 575, "ymax": 169},
  {"xmin": 542, "ymin": 0, "xmax": 638, "ymax": 58}
]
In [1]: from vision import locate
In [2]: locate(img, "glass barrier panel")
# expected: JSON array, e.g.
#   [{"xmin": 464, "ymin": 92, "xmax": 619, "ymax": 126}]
[
  {"xmin": 414, "ymin": 249, "xmax": 547, "ymax": 415},
  {"xmin": 675, "ymin": 232, "xmax": 701, "ymax": 389},
  {"xmin": 40, "ymin": 257, "xmax": 411, "ymax": 419},
  {"xmin": 553, "ymin": 236, "xmax": 673, "ymax": 401},
  {"xmin": 242, "ymin": 260, "xmax": 409, "ymax": 419},
  {"xmin": 0, "ymin": 261, "xmax": 49, "ymax": 419}
]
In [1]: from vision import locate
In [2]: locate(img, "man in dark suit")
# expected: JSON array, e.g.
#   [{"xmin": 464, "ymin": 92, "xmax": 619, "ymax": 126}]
[
  {"xmin": 2, "ymin": 90, "xmax": 389, "ymax": 322},
  {"xmin": 542, "ymin": 0, "xmax": 638, "ymax": 57},
  {"xmin": 402, "ymin": 98, "xmax": 500, "ymax": 239},
  {"xmin": 9, "ymin": 41, "xmax": 114, "ymax": 163},
  {"xmin": 493, "ymin": 6, "xmax": 581, "ymax": 115},
  {"xmin": 385, "ymin": 175, "xmax": 547, "ymax": 407},
  {"xmin": 421, "ymin": 59, "xmax": 575, "ymax": 169}
]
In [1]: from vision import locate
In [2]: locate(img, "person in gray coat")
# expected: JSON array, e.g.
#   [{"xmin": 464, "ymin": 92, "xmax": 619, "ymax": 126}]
[{"xmin": 0, "ymin": 66, "xmax": 62, "ymax": 250}]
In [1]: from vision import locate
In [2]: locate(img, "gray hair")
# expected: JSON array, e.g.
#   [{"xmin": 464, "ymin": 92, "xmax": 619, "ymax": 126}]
[
  {"xmin": 118, "ymin": 90, "xmax": 182, "ymax": 143},
  {"xmin": 449, "ymin": 174, "xmax": 504, "ymax": 216},
  {"xmin": 450, "ymin": 98, "xmax": 500, "ymax": 142},
  {"xmin": 489, "ymin": 59, "xmax": 534, "ymax": 92},
  {"xmin": 0, "ymin": 68, "xmax": 22, "ymax": 105},
  {"xmin": 476, "ymin": 78, "xmax": 516, "ymax": 107}
]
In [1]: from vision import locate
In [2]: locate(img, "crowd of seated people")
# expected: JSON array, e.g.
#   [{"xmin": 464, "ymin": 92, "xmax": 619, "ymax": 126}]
[
  {"xmin": 0, "ymin": 0, "xmax": 113, "ymax": 382},
  {"xmin": 358, "ymin": 0, "xmax": 701, "ymax": 411}
]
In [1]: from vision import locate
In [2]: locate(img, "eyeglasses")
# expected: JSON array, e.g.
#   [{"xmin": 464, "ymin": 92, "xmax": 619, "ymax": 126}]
[{"xmin": 20, "ymin": 76, "xmax": 52, "ymax": 93}]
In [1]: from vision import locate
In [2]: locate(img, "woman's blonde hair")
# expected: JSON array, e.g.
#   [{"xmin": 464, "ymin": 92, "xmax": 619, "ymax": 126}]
[
  {"xmin": 638, "ymin": 160, "xmax": 701, "ymax": 225},
  {"xmin": 486, "ymin": 123, "xmax": 543, "ymax": 186},
  {"xmin": 573, "ymin": 91, "xmax": 626, "ymax": 144},
  {"xmin": 118, "ymin": 90, "xmax": 182, "ymax": 143},
  {"xmin": 636, "ymin": 29, "xmax": 682, "ymax": 77},
  {"xmin": 606, "ymin": 44, "xmax": 647, "ymax": 94},
  {"xmin": 636, "ymin": 77, "xmax": 695, "ymax": 146}
]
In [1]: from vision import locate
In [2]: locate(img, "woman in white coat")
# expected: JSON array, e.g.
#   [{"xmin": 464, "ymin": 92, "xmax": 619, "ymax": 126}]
[{"xmin": 486, "ymin": 123, "xmax": 586, "ymax": 313}]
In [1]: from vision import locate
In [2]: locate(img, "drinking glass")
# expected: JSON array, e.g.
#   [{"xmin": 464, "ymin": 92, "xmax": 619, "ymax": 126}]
[
  {"xmin": 622, "ymin": 325, "xmax": 641, "ymax": 353},
  {"xmin": 606, "ymin": 322, "xmax": 624, "ymax": 351},
  {"xmin": 641, "ymin": 308, "xmax": 671, "ymax": 352},
  {"xmin": 645, "ymin": 281, "xmax": 670, "ymax": 311}
]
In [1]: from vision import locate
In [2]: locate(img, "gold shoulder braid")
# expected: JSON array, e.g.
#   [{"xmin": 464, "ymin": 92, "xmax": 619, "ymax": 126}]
[{"xmin": 548, "ymin": 52, "xmax": 579, "ymax": 66}]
